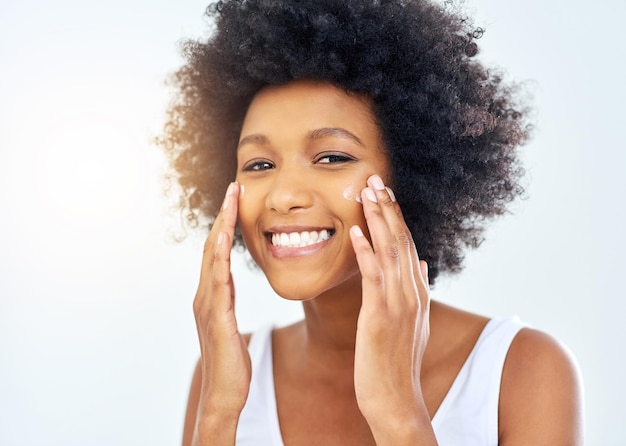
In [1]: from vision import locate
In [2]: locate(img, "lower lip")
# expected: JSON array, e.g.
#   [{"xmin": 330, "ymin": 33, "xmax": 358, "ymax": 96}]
[{"xmin": 268, "ymin": 236, "xmax": 332, "ymax": 258}]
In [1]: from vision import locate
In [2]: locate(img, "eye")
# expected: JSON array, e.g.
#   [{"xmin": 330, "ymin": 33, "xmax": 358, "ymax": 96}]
[
  {"xmin": 242, "ymin": 159, "xmax": 274, "ymax": 172},
  {"xmin": 315, "ymin": 153, "xmax": 355, "ymax": 164}
]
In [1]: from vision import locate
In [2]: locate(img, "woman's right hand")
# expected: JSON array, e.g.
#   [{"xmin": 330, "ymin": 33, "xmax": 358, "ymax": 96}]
[{"xmin": 192, "ymin": 182, "xmax": 251, "ymax": 445}]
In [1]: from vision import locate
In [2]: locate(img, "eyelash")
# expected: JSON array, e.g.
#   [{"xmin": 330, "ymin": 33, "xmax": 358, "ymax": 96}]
[
  {"xmin": 242, "ymin": 160, "xmax": 274, "ymax": 172},
  {"xmin": 241, "ymin": 153, "xmax": 355, "ymax": 172},
  {"xmin": 315, "ymin": 153, "xmax": 355, "ymax": 164}
]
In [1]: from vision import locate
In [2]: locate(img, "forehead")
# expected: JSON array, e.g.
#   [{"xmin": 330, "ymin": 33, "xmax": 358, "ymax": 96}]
[{"xmin": 240, "ymin": 80, "xmax": 381, "ymax": 145}]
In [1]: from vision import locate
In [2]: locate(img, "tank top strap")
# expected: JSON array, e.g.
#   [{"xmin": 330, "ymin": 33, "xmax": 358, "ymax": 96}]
[
  {"xmin": 247, "ymin": 324, "xmax": 274, "ymax": 364},
  {"xmin": 236, "ymin": 325, "xmax": 284, "ymax": 445},
  {"xmin": 432, "ymin": 317, "xmax": 528, "ymax": 445}
]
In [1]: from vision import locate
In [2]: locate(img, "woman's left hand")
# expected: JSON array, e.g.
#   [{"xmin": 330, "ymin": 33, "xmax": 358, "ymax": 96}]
[{"xmin": 350, "ymin": 174, "xmax": 437, "ymax": 445}]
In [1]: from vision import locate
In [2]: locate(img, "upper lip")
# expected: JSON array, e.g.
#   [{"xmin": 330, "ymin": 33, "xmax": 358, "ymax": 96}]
[{"xmin": 265, "ymin": 225, "xmax": 334, "ymax": 235}]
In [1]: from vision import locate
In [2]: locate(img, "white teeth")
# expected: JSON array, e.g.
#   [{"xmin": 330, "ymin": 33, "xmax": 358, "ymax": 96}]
[
  {"xmin": 289, "ymin": 232, "xmax": 300, "ymax": 245},
  {"xmin": 271, "ymin": 230, "xmax": 332, "ymax": 248}
]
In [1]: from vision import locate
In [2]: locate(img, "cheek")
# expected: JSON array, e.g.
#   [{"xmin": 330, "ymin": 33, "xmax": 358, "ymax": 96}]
[
  {"xmin": 332, "ymin": 181, "xmax": 368, "ymax": 228},
  {"xmin": 334, "ymin": 176, "xmax": 373, "ymax": 238},
  {"xmin": 236, "ymin": 183, "xmax": 257, "ymax": 240},
  {"xmin": 339, "ymin": 173, "xmax": 368, "ymax": 203},
  {"xmin": 338, "ymin": 169, "xmax": 372, "ymax": 208},
  {"xmin": 342, "ymin": 184, "xmax": 358, "ymax": 202}
]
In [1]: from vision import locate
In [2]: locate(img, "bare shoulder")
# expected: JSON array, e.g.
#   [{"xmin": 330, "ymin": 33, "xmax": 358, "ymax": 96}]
[
  {"xmin": 429, "ymin": 301, "xmax": 490, "ymax": 340},
  {"xmin": 499, "ymin": 327, "xmax": 584, "ymax": 446}
]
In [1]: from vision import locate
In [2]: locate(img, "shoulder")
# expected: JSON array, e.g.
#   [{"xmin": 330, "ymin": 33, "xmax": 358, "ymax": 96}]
[
  {"xmin": 427, "ymin": 301, "xmax": 490, "ymax": 359},
  {"xmin": 499, "ymin": 327, "xmax": 584, "ymax": 445},
  {"xmin": 429, "ymin": 301, "xmax": 490, "ymax": 340}
]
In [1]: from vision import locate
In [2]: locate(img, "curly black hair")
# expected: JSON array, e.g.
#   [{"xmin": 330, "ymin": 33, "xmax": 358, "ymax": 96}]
[{"xmin": 159, "ymin": 0, "xmax": 530, "ymax": 284}]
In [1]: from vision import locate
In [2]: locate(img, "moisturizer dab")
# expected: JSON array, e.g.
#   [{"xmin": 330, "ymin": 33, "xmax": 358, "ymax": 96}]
[{"xmin": 343, "ymin": 185, "xmax": 361, "ymax": 203}]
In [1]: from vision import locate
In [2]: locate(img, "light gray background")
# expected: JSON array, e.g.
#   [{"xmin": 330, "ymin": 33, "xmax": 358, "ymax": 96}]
[{"xmin": 0, "ymin": 0, "xmax": 623, "ymax": 444}]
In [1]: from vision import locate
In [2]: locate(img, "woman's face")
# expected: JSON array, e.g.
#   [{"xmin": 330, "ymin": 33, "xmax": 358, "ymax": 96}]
[{"xmin": 236, "ymin": 80, "xmax": 391, "ymax": 301}]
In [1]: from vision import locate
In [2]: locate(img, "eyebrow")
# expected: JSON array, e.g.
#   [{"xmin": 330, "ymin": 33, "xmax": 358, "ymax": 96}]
[
  {"xmin": 307, "ymin": 127, "xmax": 365, "ymax": 148},
  {"xmin": 237, "ymin": 127, "xmax": 365, "ymax": 150},
  {"xmin": 237, "ymin": 133, "xmax": 269, "ymax": 150}
]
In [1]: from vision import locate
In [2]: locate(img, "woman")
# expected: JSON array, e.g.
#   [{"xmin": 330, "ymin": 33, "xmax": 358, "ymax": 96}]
[{"xmin": 160, "ymin": 0, "xmax": 584, "ymax": 444}]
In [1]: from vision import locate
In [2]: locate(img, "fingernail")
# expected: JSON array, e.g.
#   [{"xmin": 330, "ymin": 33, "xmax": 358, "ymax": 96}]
[
  {"xmin": 355, "ymin": 194, "xmax": 362, "ymax": 204},
  {"xmin": 386, "ymin": 187, "xmax": 396, "ymax": 202},
  {"xmin": 351, "ymin": 225, "xmax": 364, "ymax": 237},
  {"xmin": 217, "ymin": 232, "xmax": 225, "ymax": 246},
  {"xmin": 223, "ymin": 183, "xmax": 235, "ymax": 210},
  {"xmin": 364, "ymin": 187, "xmax": 377, "ymax": 203},
  {"xmin": 226, "ymin": 182, "xmax": 236, "ymax": 196},
  {"xmin": 370, "ymin": 175, "xmax": 385, "ymax": 191}
]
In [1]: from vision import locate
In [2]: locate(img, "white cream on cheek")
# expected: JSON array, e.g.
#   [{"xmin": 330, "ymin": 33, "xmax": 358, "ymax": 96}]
[
  {"xmin": 343, "ymin": 185, "xmax": 356, "ymax": 202},
  {"xmin": 343, "ymin": 183, "xmax": 364, "ymax": 203}
]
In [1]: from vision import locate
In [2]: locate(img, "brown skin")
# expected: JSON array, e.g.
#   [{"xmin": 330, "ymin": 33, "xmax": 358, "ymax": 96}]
[{"xmin": 183, "ymin": 81, "xmax": 584, "ymax": 446}]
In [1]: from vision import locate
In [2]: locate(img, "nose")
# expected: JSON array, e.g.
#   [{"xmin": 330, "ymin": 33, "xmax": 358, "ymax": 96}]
[{"xmin": 265, "ymin": 168, "xmax": 314, "ymax": 214}]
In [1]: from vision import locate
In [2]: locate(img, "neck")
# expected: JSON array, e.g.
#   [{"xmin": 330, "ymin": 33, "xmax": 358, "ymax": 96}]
[{"xmin": 295, "ymin": 274, "xmax": 363, "ymax": 369}]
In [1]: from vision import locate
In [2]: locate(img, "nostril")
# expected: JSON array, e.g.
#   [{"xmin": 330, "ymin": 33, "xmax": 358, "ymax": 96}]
[{"xmin": 265, "ymin": 181, "xmax": 314, "ymax": 213}]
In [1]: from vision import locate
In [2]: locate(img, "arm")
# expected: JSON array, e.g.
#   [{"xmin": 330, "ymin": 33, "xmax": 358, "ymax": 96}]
[
  {"xmin": 499, "ymin": 328, "xmax": 584, "ymax": 445},
  {"xmin": 182, "ymin": 182, "xmax": 251, "ymax": 446},
  {"xmin": 182, "ymin": 359, "xmax": 202, "ymax": 446},
  {"xmin": 350, "ymin": 175, "xmax": 438, "ymax": 445}
]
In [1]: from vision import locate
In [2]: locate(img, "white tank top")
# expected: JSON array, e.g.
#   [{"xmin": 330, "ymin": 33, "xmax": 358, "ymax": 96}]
[{"xmin": 235, "ymin": 317, "xmax": 526, "ymax": 445}]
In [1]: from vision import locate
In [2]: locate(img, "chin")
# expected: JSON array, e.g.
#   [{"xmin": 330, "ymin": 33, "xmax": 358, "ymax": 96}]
[
  {"xmin": 266, "ymin": 279, "xmax": 323, "ymax": 302},
  {"xmin": 264, "ymin": 266, "xmax": 362, "ymax": 302}
]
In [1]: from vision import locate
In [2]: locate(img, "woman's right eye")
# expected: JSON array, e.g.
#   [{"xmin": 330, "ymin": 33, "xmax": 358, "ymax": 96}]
[{"xmin": 242, "ymin": 160, "xmax": 274, "ymax": 172}]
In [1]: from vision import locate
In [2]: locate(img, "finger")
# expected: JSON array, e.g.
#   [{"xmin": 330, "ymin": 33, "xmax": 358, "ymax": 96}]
[
  {"xmin": 366, "ymin": 175, "xmax": 426, "ymax": 300},
  {"xmin": 204, "ymin": 182, "xmax": 240, "ymax": 252},
  {"xmin": 349, "ymin": 225, "xmax": 385, "ymax": 311},
  {"xmin": 195, "ymin": 183, "xmax": 239, "ymax": 314},
  {"xmin": 419, "ymin": 261, "xmax": 429, "ymax": 293},
  {"xmin": 199, "ymin": 182, "xmax": 240, "ymax": 282},
  {"xmin": 211, "ymin": 231, "xmax": 236, "ymax": 314},
  {"xmin": 360, "ymin": 178, "xmax": 414, "ymax": 305},
  {"xmin": 366, "ymin": 175, "xmax": 414, "ymax": 265},
  {"xmin": 360, "ymin": 184, "xmax": 398, "ymax": 267},
  {"xmin": 359, "ymin": 187, "xmax": 404, "ymax": 305}
]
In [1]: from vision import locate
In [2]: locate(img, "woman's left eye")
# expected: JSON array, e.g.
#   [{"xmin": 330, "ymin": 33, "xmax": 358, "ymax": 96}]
[{"xmin": 316, "ymin": 154, "xmax": 355, "ymax": 164}]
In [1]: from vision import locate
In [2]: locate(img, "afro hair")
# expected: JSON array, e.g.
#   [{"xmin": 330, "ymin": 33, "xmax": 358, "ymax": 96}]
[{"xmin": 159, "ymin": 0, "xmax": 530, "ymax": 284}]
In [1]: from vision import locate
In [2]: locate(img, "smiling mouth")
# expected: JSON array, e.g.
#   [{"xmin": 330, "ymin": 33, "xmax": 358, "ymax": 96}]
[{"xmin": 269, "ymin": 229, "xmax": 335, "ymax": 248}]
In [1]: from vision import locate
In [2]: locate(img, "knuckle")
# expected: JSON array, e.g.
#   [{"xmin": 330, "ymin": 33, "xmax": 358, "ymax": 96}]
[
  {"xmin": 383, "ymin": 243, "xmax": 400, "ymax": 259},
  {"xmin": 356, "ymin": 241, "xmax": 372, "ymax": 254},
  {"xmin": 192, "ymin": 295, "xmax": 202, "ymax": 314},
  {"xmin": 368, "ymin": 203, "xmax": 384, "ymax": 217},
  {"xmin": 364, "ymin": 270, "xmax": 384, "ymax": 287},
  {"xmin": 211, "ymin": 248, "xmax": 221, "ymax": 262},
  {"xmin": 393, "ymin": 202, "xmax": 404, "ymax": 217},
  {"xmin": 212, "ymin": 245, "xmax": 229, "ymax": 263},
  {"xmin": 377, "ymin": 192, "xmax": 394, "ymax": 205},
  {"xmin": 211, "ymin": 273, "xmax": 230, "ymax": 289},
  {"xmin": 395, "ymin": 230, "xmax": 412, "ymax": 248}
]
